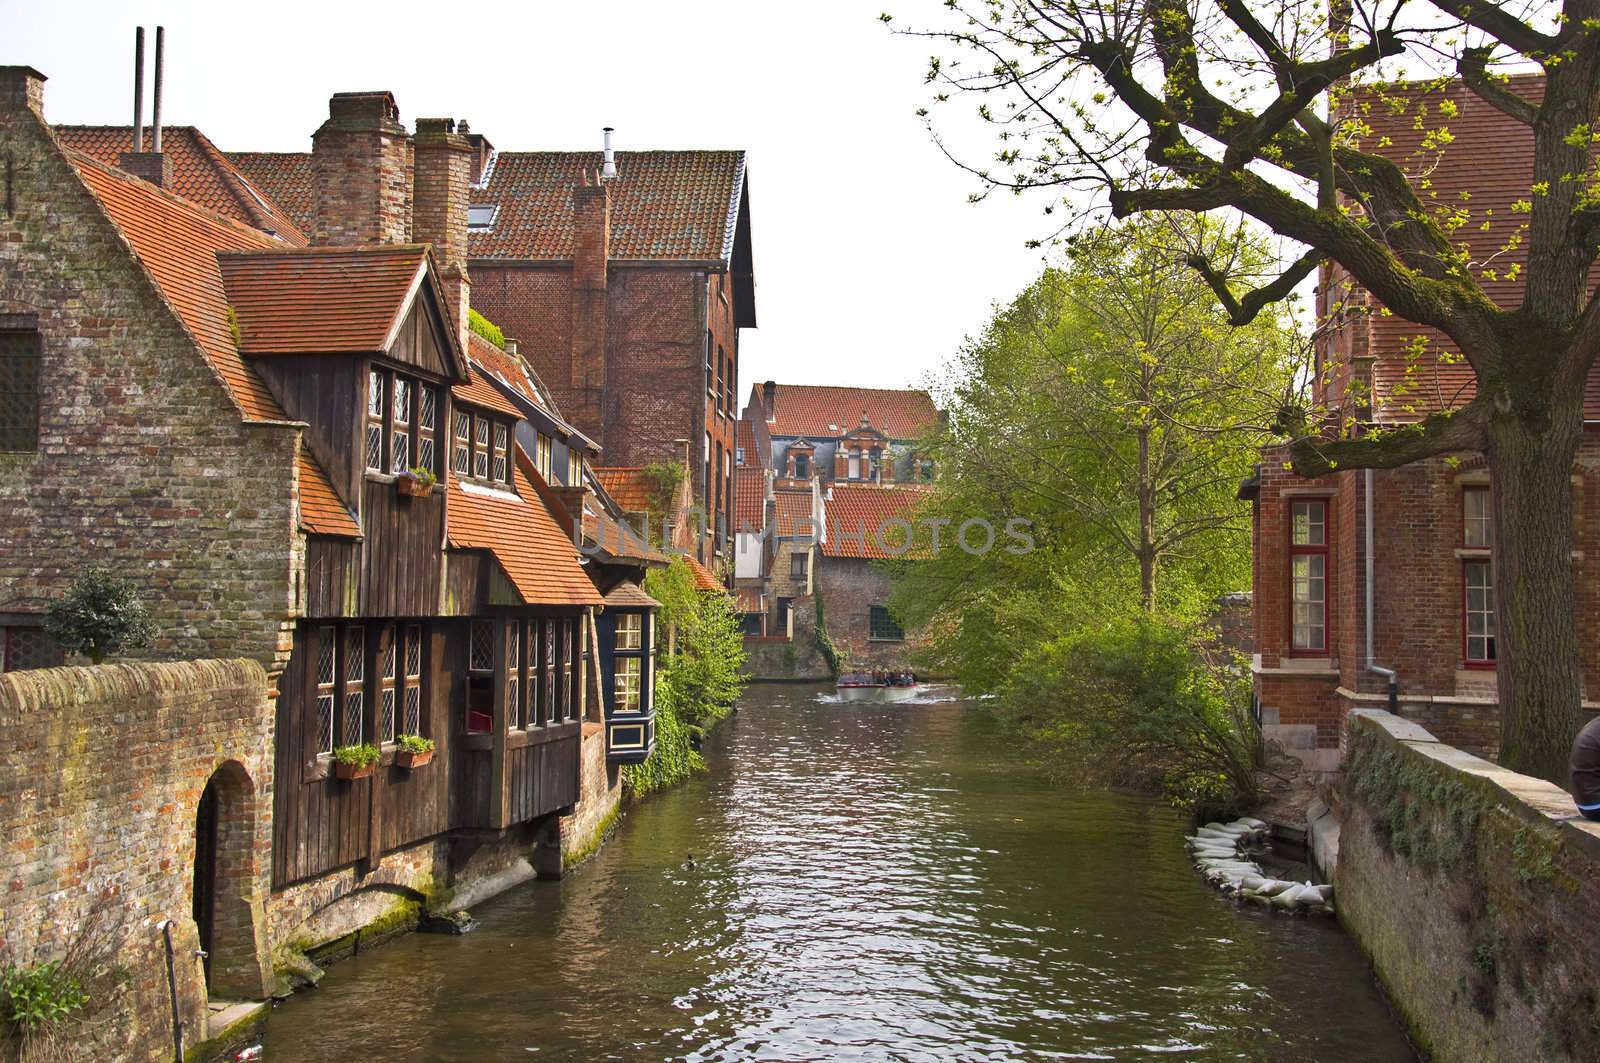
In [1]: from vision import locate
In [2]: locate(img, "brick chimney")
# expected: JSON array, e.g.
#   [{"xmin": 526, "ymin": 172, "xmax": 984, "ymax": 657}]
[
  {"xmin": 570, "ymin": 176, "xmax": 611, "ymax": 442},
  {"xmin": 311, "ymin": 91, "xmax": 410, "ymax": 246},
  {"xmin": 762, "ymin": 380, "xmax": 777, "ymax": 422},
  {"xmin": 413, "ymin": 117, "xmax": 472, "ymax": 353},
  {"xmin": 0, "ymin": 66, "xmax": 47, "ymax": 119},
  {"xmin": 460, "ymin": 122, "xmax": 495, "ymax": 186}
]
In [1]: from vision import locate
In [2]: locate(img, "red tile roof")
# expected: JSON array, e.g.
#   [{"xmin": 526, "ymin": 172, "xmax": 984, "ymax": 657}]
[
  {"xmin": 582, "ymin": 501, "xmax": 669, "ymax": 565},
  {"xmin": 735, "ymin": 466, "xmax": 766, "ymax": 528},
  {"xmin": 452, "ymin": 361, "xmax": 525, "ymax": 419},
  {"xmin": 446, "ymin": 456, "xmax": 601, "ymax": 606},
  {"xmin": 67, "ymin": 150, "xmax": 360, "ymax": 538},
  {"xmin": 68, "ymin": 150, "xmax": 286, "ymax": 421},
  {"xmin": 822, "ymin": 485, "xmax": 934, "ymax": 560},
  {"xmin": 467, "ymin": 332, "xmax": 550, "ymax": 414},
  {"xmin": 594, "ymin": 467, "xmax": 657, "ymax": 513},
  {"xmin": 736, "ymin": 418, "xmax": 761, "ymax": 467},
  {"xmin": 683, "ymin": 554, "xmax": 724, "ymax": 592},
  {"xmin": 603, "ymin": 580, "xmax": 661, "ymax": 609},
  {"xmin": 56, "ymin": 126, "xmax": 308, "ymax": 244},
  {"xmin": 1341, "ymin": 77, "xmax": 1600, "ymax": 420},
  {"xmin": 230, "ymin": 149, "xmax": 747, "ymax": 262},
  {"xmin": 761, "ymin": 384, "xmax": 938, "ymax": 440},
  {"xmin": 217, "ymin": 246, "xmax": 427, "ymax": 354},
  {"xmin": 298, "ymin": 450, "xmax": 360, "ymax": 537},
  {"xmin": 773, "ymin": 490, "xmax": 818, "ymax": 539}
]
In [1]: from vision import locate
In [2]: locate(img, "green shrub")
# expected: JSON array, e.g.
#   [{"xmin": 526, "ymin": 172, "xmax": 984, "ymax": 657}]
[
  {"xmin": 998, "ymin": 615, "xmax": 1261, "ymax": 812},
  {"xmin": 396, "ymin": 734, "xmax": 434, "ymax": 754},
  {"xmin": 0, "ymin": 960, "xmax": 89, "ymax": 1037},
  {"xmin": 333, "ymin": 743, "xmax": 381, "ymax": 769},
  {"xmin": 467, "ymin": 308, "xmax": 505, "ymax": 348},
  {"xmin": 44, "ymin": 567, "xmax": 157, "ymax": 665},
  {"xmin": 622, "ymin": 669, "xmax": 705, "ymax": 799}
]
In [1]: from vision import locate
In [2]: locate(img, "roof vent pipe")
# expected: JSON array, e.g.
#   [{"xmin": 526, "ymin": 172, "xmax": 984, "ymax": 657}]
[
  {"xmin": 131, "ymin": 27, "xmax": 144, "ymax": 152},
  {"xmin": 601, "ymin": 126, "xmax": 617, "ymax": 181},
  {"xmin": 150, "ymin": 26, "xmax": 164, "ymax": 153}
]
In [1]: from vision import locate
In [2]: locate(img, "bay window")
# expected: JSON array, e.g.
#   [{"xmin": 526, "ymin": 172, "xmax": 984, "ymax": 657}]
[{"xmin": 1289, "ymin": 500, "xmax": 1327, "ymax": 654}]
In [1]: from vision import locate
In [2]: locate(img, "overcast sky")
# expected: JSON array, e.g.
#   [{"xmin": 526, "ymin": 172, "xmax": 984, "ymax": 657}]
[{"xmin": 1, "ymin": 0, "xmax": 1050, "ymax": 400}]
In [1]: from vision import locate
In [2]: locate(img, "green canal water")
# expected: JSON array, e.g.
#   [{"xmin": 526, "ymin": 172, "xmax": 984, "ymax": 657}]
[{"xmin": 262, "ymin": 683, "xmax": 1415, "ymax": 1061}]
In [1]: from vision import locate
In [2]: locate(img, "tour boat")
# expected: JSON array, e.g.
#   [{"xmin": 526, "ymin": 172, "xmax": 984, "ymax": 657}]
[{"xmin": 836, "ymin": 672, "xmax": 920, "ymax": 703}]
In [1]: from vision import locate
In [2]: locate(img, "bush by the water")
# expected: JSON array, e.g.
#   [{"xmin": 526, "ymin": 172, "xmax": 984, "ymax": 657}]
[
  {"xmin": 622, "ymin": 558, "xmax": 746, "ymax": 798},
  {"xmin": 999, "ymin": 617, "xmax": 1261, "ymax": 812}
]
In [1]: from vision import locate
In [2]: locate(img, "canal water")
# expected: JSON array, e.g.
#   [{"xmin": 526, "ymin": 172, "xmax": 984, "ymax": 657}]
[{"xmin": 263, "ymin": 683, "xmax": 1415, "ymax": 1061}]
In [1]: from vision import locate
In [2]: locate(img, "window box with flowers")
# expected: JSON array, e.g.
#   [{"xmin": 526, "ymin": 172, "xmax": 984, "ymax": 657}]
[
  {"xmin": 395, "ymin": 734, "xmax": 435, "ymax": 769},
  {"xmin": 397, "ymin": 466, "xmax": 437, "ymax": 498},
  {"xmin": 333, "ymin": 743, "xmax": 381, "ymax": 780}
]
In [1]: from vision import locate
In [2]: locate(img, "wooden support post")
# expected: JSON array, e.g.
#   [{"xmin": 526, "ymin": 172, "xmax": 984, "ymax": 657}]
[{"xmin": 490, "ymin": 617, "xmax": 510, "ymax": 829}]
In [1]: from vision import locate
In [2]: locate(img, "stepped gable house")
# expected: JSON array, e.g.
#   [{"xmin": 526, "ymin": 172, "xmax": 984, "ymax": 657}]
[
  {"xmin": 2, "ymin": 68, "xmax": 653, "ymax": 1025},
  {"xmin": 1243, "ymin": 74, "xmax": 1600, "ymax": 773},
  {"xmin": 229, "ymin": 134, "xmax": 757, "ymax": 572}
]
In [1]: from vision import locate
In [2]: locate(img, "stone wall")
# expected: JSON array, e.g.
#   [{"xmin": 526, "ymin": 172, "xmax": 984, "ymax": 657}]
[
  {"xmin": 813, "ymin": 557, "xmax": 922, "ymax": 669},
  {"xmin": 0, "ymin": 660, "xmax": 275, "ymax": 1062},
  {"xmin": 1337, "ymin": 710, "xmax": 1600, "ymax": 1062},
  {"xmin": 0, "ymin": 70, "xmax": 301, "ymax": 670},
  {"xmin": 559, "ymin": 722, "xmax": 622, "ymax": 867}
]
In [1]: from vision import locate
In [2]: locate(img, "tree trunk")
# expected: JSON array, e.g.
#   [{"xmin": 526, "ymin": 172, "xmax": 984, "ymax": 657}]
[
  {"xmin": 1137, "ymin": 423, "xmax": 1156, "ymax": 612},
  {"xmin": 1487, "ymin": 411, "xmax": 1586, "ymax": 783}
]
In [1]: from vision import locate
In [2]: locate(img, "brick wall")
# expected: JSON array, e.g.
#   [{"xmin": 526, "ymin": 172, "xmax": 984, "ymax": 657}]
[
  {"xmin": 0, "ymin": 86, "xmax": 301, "ymax": 669},
  {"xmin": 814, "ymin": 557, "xmax": 924, "ymax": 668},
  {"xmin": 311, "ymin": 92, "xmax": 411, "ymax": 246},
  {"xmin": 1338, "ymin": 710, "xmax": 1600, "ymax": 1062},
  {"xmin": 0, "ymin": 660, "xmax": 275, "ymax": 1062}
]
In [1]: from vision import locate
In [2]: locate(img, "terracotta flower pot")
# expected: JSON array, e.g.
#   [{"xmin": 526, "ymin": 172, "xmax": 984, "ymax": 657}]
[
  {"xmin": 397, "ymin": 474, "xmax": 435, "ymax": 498},
  {"xmin": 335, "ymin": 760, "xmax": 375, "ymax": 780},
  {"xmin": 396, "ymin": 748, "xmax": 434, "ymax": 769}
]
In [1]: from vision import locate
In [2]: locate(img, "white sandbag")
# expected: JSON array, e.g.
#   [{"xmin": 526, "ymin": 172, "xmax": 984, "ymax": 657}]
[{"xmin": 1239, "ymin": 874, "xmax": 1268, "ymax": 892}]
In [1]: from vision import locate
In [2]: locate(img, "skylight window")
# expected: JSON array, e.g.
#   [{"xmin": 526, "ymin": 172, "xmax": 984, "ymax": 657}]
[{"xmin": 467, "ymin": 204, "xmax": 498, "ymax": 230}]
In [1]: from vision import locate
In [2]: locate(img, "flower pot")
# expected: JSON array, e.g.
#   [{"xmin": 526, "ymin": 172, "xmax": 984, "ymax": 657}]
[
  {"xmin": 396, "ymin": 748, "xmax": 434, "ymax": 770},
  {"xmin": 335, "ymin": 760, "xmax": 376, "ymax": 780},
  {"xmin": 397, "ymin": 475, "xmax": 435, "ymax": 498}
]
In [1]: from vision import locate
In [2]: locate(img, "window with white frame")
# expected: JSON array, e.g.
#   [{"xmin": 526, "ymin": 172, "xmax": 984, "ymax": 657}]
[
  {"xmin": 1289, "ymin": 500, "xmax": 1328, "ymax": 653},
  {"xmin": 1463, "ymin": 486, "xmax": 1495, "ymax": 665}
]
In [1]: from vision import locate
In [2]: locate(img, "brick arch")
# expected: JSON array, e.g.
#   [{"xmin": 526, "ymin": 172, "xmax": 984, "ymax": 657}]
[{"xmin": 194, "ymin": 759, "xmax": 272, "ymax": 999}]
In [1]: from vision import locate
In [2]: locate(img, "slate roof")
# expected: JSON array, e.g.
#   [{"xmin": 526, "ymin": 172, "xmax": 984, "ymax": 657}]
[
  {"xmin": 217, "ymin": 246, "xmax": 428, "ymax": 354},
  {"xmin": 67, "ymin": 150, "xmax": 358, "ymax": 537},
  {"xmin": 230, "ymin": 148, "xmax": 747, "ymax": 263},
  {"xmin": 55, "ymin": 126, "xmax": 309, "ymax": 244},
  {"xmin": 822, "ymin": 485, "xmax": 934, "ymax": 560},
  {"xmin": 757, "ymin": 384, "xmax": 939, "ymax": 440},
  {"xmin": 446, "ymin": 453, "xmax": 602, "ymax": 606}
]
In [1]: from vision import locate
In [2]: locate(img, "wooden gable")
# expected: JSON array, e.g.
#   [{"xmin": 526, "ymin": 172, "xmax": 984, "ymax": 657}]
[{"xmin": 383, "ymin": 285, "xmax": 456, "ymax": 381}]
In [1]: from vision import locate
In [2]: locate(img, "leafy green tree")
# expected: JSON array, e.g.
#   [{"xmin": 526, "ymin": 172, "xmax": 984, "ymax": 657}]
[
  {"xmin": 44, "ymin": 567, "xmax": 156, "ymax": 665},
  {"xmin": 899, "ymin": 0, "xmax": 1600, "ymax": 780},
  {"xmin": 892, "ymin": 216, "xmax": 1296, "ymax": 689}
]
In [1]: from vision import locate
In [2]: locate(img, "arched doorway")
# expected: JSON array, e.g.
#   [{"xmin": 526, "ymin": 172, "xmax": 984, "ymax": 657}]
[
  {"xmin": 193, "ymin": 777, "xmax": 220, "ymax": 986},
  {"xmin": 190, "ymin": 762, "xmax": 271, "ymax": 999}
]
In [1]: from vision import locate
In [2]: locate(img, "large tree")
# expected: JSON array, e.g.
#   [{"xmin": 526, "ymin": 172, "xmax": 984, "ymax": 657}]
[
  {"xmin": 892, "ymin": 215, "xmax": 1295, "ymax": 685},
  {"xmin": 898, "ymin": 0, "xmax": 1600, "ymax": 781}
]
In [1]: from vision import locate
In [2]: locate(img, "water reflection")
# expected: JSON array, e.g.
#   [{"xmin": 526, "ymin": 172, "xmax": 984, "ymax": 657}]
[{"xmin": 264, "ymin": 683, "xmax": 1414, "ymax": 1062}]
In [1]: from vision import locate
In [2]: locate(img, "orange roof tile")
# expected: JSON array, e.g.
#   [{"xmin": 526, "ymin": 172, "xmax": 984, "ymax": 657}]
[
  {"xmin": 452, "ymin": 362, "xmax": 525, "ymax": 419},
  {"xmin": 217, "ymin": 246, "xmax": 428, "ymax": 355},
  {"xmin": 603, "ymin": 580, "xmax": 661, "ymax": 609},
  {"xmin": 594, "ymin": 467, "xmax": 656, "ymax": 513},
  {"xmin": 736, "ymin": 418, "xmax": 761, "ymax": 467},
  {"xmin": 761, "ymin": 384, "xmax": 938, "ymax": 440},
  {"xmin": 773, "ymin": 490, "xmax": 818, "ymax": 539},
  {"xmin": 822, "ymin": 485, "xmax": 934, "ymax": 560},
  {"xmin": 735, "ymin": 466, "xmax": 766, "ymax": 529},
  {"xmin": 67, "ymin": 150, "xmax": 287, "ymax": 422},
  {"xmin": 683, "ymin": 554, "xmax": 724, "ymax": 592},
  {"xmin": 56, "ymin": 126, "xmax": 309, "ymax": 244},
  {"xmin": 582, "ymin": 495, "xmax": 670, "ymax": 565},
  {"xmin": 735, "ymin": 586, "xmax": 763, "ymax": 613},
  {"xmin": 298, "ymin": 449, "xmax": 360, "ymax": 537},
  {"xmin": 231, "ymin": 149, "xmax": 747, "ymax": 262},
  {"xmin": 446, "ymin": 457, "xmax": 601, "ymax": 607},
  {"xmin": 467, "ymin": 332, "xmax": 549, "ymax": 413}
]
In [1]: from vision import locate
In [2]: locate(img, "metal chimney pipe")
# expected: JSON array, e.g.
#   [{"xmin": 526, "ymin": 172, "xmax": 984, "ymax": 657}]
[
  {"xmin": 601, "ymin": 126, "xmax": 617, "ymax": 181},
  {"xmin": 151, "ymin": 26, "xmax": 165, "ymax": 153},
  {"xmin": 132, "ymin": 27, "xmax": 145, "ymax": 153}
]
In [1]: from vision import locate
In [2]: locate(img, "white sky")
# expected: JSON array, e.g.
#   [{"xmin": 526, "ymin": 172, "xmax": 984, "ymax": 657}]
[{"xmin": 0, "ymin": 0, "xmax": 1051, "ymax": 399}]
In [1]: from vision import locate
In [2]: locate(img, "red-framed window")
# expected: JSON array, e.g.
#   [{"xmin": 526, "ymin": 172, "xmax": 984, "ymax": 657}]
[
  {"xmin": 1288, "ymin": 499, "xmax": 1328, "ymax": 654},
  {"xmin": 1462, "ymin": 486, "xmax": 1496, "ymax": 666}
]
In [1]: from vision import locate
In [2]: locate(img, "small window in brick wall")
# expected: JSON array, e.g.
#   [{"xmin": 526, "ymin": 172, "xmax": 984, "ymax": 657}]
[
  {"xmin": 1463, "ymin": 486, "xmax": 1496, "ymax": 665},
  {"xmin": 1, "ymin": 624, "xmax": 62, "ymax": 672},
  {"xmin": 1289, "ymin": 500, "xmax": 1328, "ymax": 653},
  {"xmin": 0, "ymin": 329, "xmax": 41, "ymax": 452},
  {"xmin": 869, "ymin": 606, "xmax": 905, "ymax": 642}
]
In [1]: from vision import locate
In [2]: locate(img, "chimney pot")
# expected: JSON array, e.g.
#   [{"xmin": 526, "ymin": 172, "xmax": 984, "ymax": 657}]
[
  {"xmin": 601, "ymin": 126, "xmax": 618, "ymax": 181},
  {"xmin": 151, "ymin": 26, "xmax": 164, "ymax": 154},
  {"xmin": 131, "ymin": 29, "xmax": 144, "ymax": 151},
  {"xmin": 503, "ymin": 338, "xmax": 519, "ymax": 357}
]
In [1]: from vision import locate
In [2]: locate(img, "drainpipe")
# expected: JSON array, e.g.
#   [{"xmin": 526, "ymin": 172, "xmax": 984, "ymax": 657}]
[
  {"xmin": 1365, "ymin": 468, "xmax": 1398, "ymax": 712},
  {"xmin": 158, "ymin": 919, "xmax": 184, "ymax": 1063}
]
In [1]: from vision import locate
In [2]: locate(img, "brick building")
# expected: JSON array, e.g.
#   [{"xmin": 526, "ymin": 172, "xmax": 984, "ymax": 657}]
[
  {"xmin": 230, "ymin": 137, "xmax": 757, "ymax": 571},
  {"xmin": 1242, "ymin": 74, "xmax": 1600, "ymax": 772},
  {"xmin": 817, "ymin": 483, "xmax": 933, "ymax": 668},
  {"xmin": 0, "ymin": 65, "xmax": 688, "ymax": 1040}
]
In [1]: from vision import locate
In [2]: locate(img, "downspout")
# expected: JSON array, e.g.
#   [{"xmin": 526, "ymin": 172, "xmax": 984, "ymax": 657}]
[
  {"xmin": 1365, "ymin": 468, "xmax": 1398, "ymax": 712},
  {"xmin": 158, "ymin": 919, "xmax": 184, "ymax": 1063}
]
